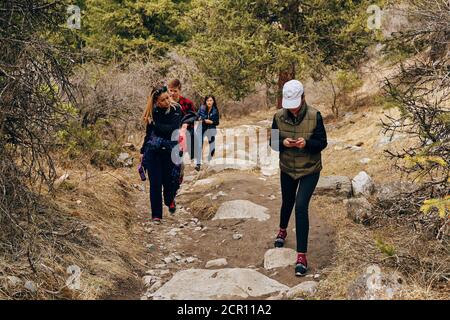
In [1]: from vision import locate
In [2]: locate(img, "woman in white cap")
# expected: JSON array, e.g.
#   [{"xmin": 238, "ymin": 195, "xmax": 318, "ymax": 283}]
[{"xmin": 270, "ymin": 79, "xmax": 328, "ymax": 276}]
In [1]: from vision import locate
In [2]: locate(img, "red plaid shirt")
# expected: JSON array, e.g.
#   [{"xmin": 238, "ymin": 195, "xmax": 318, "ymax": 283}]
[{"xmin": 178, "ymin": 96, "xmax": 196, "ymax": 115}]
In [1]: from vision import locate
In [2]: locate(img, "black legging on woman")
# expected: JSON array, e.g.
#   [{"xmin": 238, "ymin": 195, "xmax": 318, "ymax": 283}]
[{"xmin": 279, "ymin": 171, "xmax": 320, "ymax": 253}]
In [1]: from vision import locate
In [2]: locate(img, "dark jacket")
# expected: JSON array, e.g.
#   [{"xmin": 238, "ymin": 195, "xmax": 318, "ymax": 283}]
[
  {"xmin": 198, "ymin": 105, "xmax": 220, "ymax": 132},
  {"xmin": 140, "ymin": 105, "xmax": 196, "ymax": 154},
  {"xmin": 270, "ymin": 104, "xmax": 327, "ymax": 179}
]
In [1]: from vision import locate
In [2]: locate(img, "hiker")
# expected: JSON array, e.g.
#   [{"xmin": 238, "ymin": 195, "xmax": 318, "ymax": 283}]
[
  {"xmin": 168, "ymin": 79, "xmax": 197, "ymax": 164},
  {"xmin": 270, "ymin": 79, "xmax": 328, "ymax": 276},
  {"xmin": 139, "ymin": 85, "xmax": 196, "ymax": 224},
  {"xmin": 195, "ymin": 95, "xmax": 220, "ymax": 171}
]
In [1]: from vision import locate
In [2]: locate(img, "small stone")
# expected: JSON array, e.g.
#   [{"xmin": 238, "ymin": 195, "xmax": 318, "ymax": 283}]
[
  {"xmin": 205, "ymin": 258, "xmax": 228, "ymax": 268},
  {"xmin": 268, "ymin": 195, "xmax": 276, "ymax": 200},
  {"xmin": 186, "ymin": 257, "xmax": 197, "ymax": 263},
  {"xmin": 286, "ymin": 281, "xmax": 318, "ymax": 298},
  {"xmin": 6, "ymin": 276, "xmax": 23, "ymax": 288},
  {"xmin": 350, "ymin": 146, "xmax": 363, "ymax": 152},
  {"xmin": 154, "ymin": 264, "xmax": 166, "ymax": 269},
  {"xmin": 314, "ymin": 274, "xmax": 320, "ymax": 279},
  {"xmin": 359, "ymin": 158, "xmax": 372, "ymax": 164},
  {"xmin": 163, "ymin": 257, "xmax": 173, "ymax": 264},
  {"xmin": 149, "ymin": 280, "xmax": 163, "ymax": 292},
  {"xmin": 168, "ymin": 228, "xmax": 181, "ymax": 236},
  {"xmin": 264, "ymin": 248, "xmax": 297, "ymax": 270},
  {"xmin": 54, "ymin": 173, "xmax": 70, "ymax": 189},
  {"xmin": 143, "ymin": 276, "xmax": 158, "ymax": 287},
  {"xmin": 344, "ymin": 197, "xmax": 373, "ymax": 224},
  {"xmin": 233, "ymin": 233, "xmax": 242, "ymax": 240},
  {"xmin": 76, "ymin": 200, "xmax": 82, "ymax": 205},
  {"xmin": 24, "ymin": 280, "xmax": 37, "ymax": 293},
  {"xmin": 173, "ymin": 254, "xmax": 182, "ymax": 261},
  {"xmin": 194, "ymin": 227, "xmax": 202, "ymax": 231},
  {"xmin": 352, "ymin": 171, "xmax": 375, "ymax": 197}
]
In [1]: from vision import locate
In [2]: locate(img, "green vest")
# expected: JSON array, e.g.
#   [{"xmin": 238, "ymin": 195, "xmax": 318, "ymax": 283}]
[{"xmin": 274, "ymin": 104, "xmax": 322, "ymax": 179}]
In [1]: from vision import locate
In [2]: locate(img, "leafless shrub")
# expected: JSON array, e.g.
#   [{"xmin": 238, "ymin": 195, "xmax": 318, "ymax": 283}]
[
  {"xmin": 375, "ymin": 0, "xmax": 449, "ymax": 239},
  {"xmin": 0, "ymin": 0, "xmax": 91, "ymax": 298}
]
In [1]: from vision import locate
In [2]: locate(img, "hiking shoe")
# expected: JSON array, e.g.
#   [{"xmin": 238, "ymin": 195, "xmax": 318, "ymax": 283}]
[
  {"xmin": 195, "ymin": 164, "xmax": 201, "ymax": 171},
  {"xmin": 169, "ymin": 201, "xmax": 176, "ymax": 214},
  {"xmin": 295, "ymin": 253, "xmax": 308, "ymax": 276},
  {"xmin": 152, "ymin": 217, "xmax": 162, "ymax": 224},
  {"xmin": 274, "ymin": 229, "xmax": 287, "ymax": 248}
]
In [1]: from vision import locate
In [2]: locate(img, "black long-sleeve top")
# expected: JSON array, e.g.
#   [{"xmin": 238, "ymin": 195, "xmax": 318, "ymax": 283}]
[
  {"xmin": 270, "ymin": 111, "xmax": 328, "ymax": 153},
  {"xmin": 140, "ymin": 105, "xmax": 197, "ymax": 154}
]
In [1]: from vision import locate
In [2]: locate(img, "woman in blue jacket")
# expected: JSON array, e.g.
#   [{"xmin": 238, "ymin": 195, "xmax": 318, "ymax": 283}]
[
  {"xmin": 195, "ymin": 95, "xmax": 220, "ymax": 171},
  {"xmin": 139, "ymin": 85, "xmax": 196, "ymax": 223}
]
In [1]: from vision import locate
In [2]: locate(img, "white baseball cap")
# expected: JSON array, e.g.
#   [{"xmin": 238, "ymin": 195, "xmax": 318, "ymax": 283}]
[{"xmin": 282, "ymin": 80, "xmax": 304, "ymax": 109}]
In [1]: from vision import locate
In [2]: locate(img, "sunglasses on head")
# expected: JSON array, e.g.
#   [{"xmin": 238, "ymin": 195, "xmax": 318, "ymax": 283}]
[{"xmin": 153, "ymin": 85, "xmax": 168, "ymax": 98}]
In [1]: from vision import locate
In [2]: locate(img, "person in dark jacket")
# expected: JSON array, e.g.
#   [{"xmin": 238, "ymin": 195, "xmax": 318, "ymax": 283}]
[
  {"xmin": 195, "ymin": 95, "xmax": 220, "ymax": 171},
  {"xmin": 270, "ymin": 80, "xmax": 328, "ymax": 276},
  {"xmin": 168, "ymin": 79, "xmax": 197, "ymax": 163},
  {"xmin": 139, "ymin": 85, "xmax": 195, "ymax": 224}
]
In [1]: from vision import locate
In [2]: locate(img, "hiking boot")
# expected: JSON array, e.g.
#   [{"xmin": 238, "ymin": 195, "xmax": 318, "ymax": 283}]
[
  {"xmin": 195, "ymin": 164, "xmax": 201, "ymax": 172},
  {"xmin": 152, "ymin": 217, "xmax": 162, "ymax": 224},
  {"xmin": 295, "ymin": 253, "xmax": 308, "ymax": 276},
  {"xmin": 169, "ymin": 201, "xmax": 176, "ymax": 214},
  {"xmin": 274, "ymin": 229, "xmax": 287, "ymax": 248}
]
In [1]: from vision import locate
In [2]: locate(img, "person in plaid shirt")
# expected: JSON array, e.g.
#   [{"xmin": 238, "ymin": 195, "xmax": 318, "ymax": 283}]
[{"xmin": 168, "ymin": 79, "xmax": 198, "ymax": 163}]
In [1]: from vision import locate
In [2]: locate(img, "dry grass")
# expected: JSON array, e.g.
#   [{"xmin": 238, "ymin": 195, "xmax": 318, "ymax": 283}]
[
  {"xmin": 312, "ymin": 196, "xmax": 449, "ymax": 300},
  {"xmin": 0, "ymin": 161, "xmax": 147, "ymax": 300}
]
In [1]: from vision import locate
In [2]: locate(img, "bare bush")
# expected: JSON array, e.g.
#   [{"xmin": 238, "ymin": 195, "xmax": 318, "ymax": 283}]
[
  {"xmin": 377, "ymin": 0, "xmax": 449, "ymax": 239},
  {"xmin": 0, "ymin": 0, "xmax": 91, "ymax": 298}
]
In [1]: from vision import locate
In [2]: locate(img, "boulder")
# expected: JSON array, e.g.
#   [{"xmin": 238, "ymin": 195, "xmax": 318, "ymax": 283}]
[
  {"xmin": 375, "ymin": 181, "xmax": 418, "ymax": 208},
  {"xmin": 344, "ymin": 197, "xmax": 373, "ymax": 224},
  {"xmin": 151, "ymin": 268, "xmax": 289, "ymax": 300},
  {"xmin": 314, "ymin": 176, "xmax": 352, "ymax": 198},
  {"xmin": 347, "ymin": 265, "xmax": 404, "ymax": 300},
  {"xmin": 213, "ymin": 200, "xmax": 270, "ymax": 221},
  {"xmin": 352, "ymin": 171, "xmax": 375, "ymax": 197},
  {"xmin": 264, "ymin": 248, "xmax": 297, "ymax": 270}
]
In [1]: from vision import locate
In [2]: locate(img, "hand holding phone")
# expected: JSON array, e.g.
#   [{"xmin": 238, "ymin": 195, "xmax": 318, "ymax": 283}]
[{"xmin": 283, "ymin": 138, "xmax": 297, "ymax": 148}]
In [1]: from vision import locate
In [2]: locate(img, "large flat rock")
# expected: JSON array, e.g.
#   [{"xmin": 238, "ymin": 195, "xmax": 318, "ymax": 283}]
[
  {"xmin": 151, "ymin": 268, "xmax": 289, "ymax": 300},
  {"xmin": 314, "ymin": 175, "xmax": 352, "ymax": 198},
  {"xmin": 264, "ymin": 248, "xmax": 297, "ymax": 270},
  {"xmin": 213, "ymin": 200, "xmax": 270, "ymax": 221}
]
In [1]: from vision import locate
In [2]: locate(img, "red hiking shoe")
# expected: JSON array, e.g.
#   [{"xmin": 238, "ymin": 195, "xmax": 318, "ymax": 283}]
[
  {"xmin": 295, "ymin": 253, "xmax": 308, "ymax": 276},
  {"xmin": 274, "ymin": 229, "xmax": 287, "ymax": 248},
  {"xmin": 169, "ymin": 201, "xmax": 176, "ymax": 214}
]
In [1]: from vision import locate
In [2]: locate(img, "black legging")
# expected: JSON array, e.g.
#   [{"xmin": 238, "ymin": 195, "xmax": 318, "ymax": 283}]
[
  {"xmin": 147, "ymin": 150, "xmax": 177, "ymax": 219},
  {"xmin": 279, "ymin": 171, "xmax": 320, "ymax": 253}
]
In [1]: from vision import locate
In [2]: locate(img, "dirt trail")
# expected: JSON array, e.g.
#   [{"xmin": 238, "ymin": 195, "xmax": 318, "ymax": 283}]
[{"xmin": 103, "ymin": 113, "xmax": 338, "ymax": 300}]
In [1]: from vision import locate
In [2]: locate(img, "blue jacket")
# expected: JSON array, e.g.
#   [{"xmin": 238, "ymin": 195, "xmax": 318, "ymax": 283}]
[{"xmin": 198, "ymin": 105, "xmax": 219, "ymax": 132}]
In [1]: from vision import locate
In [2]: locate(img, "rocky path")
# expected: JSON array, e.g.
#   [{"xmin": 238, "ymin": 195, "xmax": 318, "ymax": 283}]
[{"xmin": 133, "ymin": 158, "xmax": 336, "ymax": 300}]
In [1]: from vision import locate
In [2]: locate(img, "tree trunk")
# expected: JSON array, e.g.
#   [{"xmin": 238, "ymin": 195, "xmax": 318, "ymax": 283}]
[{"xmin": 277, "ymin": 64, "xmax": 296, "ymax": 109}]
